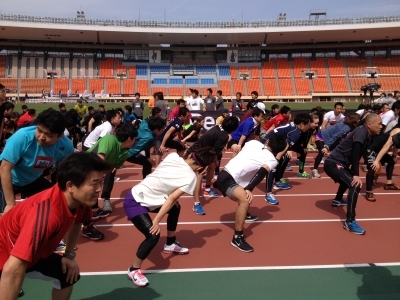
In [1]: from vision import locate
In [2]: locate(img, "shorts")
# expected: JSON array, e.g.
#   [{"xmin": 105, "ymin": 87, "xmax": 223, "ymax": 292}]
[
  {"xmin": 123, "ymin": 191, "xmax": 150, "ymax": 220},
  {"xmin": 154, "ymin": 139, "xmax": 186, "ymax": 155},
  {"xmin": 227, "ymin": 139, "xmax": 239, "ymax": 149},
  {"xmin": 215, "ymin": 170, "xmax": 240, "ymax": 198},
  {"xmin": 0, "ymin": 253, "xmax": 81, "ymax": 290}
]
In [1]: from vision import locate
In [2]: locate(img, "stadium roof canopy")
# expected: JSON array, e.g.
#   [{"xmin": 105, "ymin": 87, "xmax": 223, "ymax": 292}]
[{"xmin": 0, "ymin": 14, "xmax": 400, "ymax": 50}]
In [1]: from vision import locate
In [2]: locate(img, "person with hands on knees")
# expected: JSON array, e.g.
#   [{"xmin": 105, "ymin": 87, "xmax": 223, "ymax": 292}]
[
  {"xmin": 0, "ymin": 152, "xmax": 112, "ymax": 300},
  {"xmin": 324, "ymin": 113, "xmax": 382, "ymax": 235},
  {"xmin": 123, "ymin": 147, "xmax": 217, "ymax": 287},
  {"xmin": 215, "ymin": 135, "xmax": 288, "ymax": 252}
]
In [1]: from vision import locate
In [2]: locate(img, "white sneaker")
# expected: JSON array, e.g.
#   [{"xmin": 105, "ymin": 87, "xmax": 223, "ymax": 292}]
[
  {"xmin": 163, "ymin": 242, "xmax": 189, "ymax": 255},
  {"xmin": 114, "ymin": 177, "xmax": 121, "ymax": 182},
  {"xmin": 127, "ymin": 268, "xmax": 149, "ymax": 287},
  {"xmin": 312, "ymin": 169, "xmax": 321, "ymax": 178},
  {"xmin": 320, "ymin": 158, "xmax": 324, "ymax": 164},
  {"xmin": 103, "ymin": 200, "xmax": 112, "ymax": 212}
]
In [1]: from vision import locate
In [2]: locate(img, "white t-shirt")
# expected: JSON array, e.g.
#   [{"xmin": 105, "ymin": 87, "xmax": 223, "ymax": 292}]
[
  {"xmin": 380, "ymin": 110, "xmax": 395, "ymax": 126},
  {"xmin": 356, "ymin": 109, "xmax": 365, "ymax": 116},
  {"xmin": 132, "ymin": 153, "xmax": 197, "ymax": 211},
  {"xmin": 224, "ymin": 140, "xmax": 278, "ymax": 187},
  {"xmin": 323, "ymin": 110, "xmax": 345, "ymax": 128},
  {"xmin": 187, "ymin": 97, "xmax": 204, "ymax": 111},
  {"xmin": 83, "ymin": 121, "xmax": 114, "ymax": 148}
]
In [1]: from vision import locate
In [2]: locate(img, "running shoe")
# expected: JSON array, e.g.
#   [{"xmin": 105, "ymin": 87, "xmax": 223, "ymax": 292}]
[
  {"xmin": 163, "ymin": 241, "xmax": 189, "ymax": 254},
  {"xmin": 90, "ymin": 208, "xmax": 109, "ymax": 221},
  {"xmin": 332, "ymin": 198, "xmax": 347, "ymax": 207},
  {"xmin": 362, "ymin": 166, "xmax": 368, "ymax": 173},
  {"xmin": 203, "ymin": 188, "xmax": 219, "ymax": 197},
  {"xmin": 265, "ymin": 194, "xmax": 279, "ymax": 205},
  {"xmin": 231, "ymin": 235, "xmax": 254, "ymax": 253},
  {"xmin": 127, "ymin": 268, "xmax": 149, "ymax": 287},
  {"xmin": 297, "ymin": 171, "xmax": 311, "ymax": 179},
  {"xmin": 102, "ymin": 200, "xmax": 112, "ymax": 213},
  {"xmin": 285, "ymin": 163, "xmax": 293, "ymax": 171},
  {"xmin": 312, "ymin": 169, "xmax": 321, "ymax": 178},
  {"xmin": 114, "ymin": 177, "xmax": 121, "ymax": 182},
  {"xmin": 273, "ymin": 179, "xmax": 291, "ymax": 190},
  {"xmin": 245, "ymin": 213, "xmax": 258, "ymax": 223},
  {"xmin": 320, "ymin": 158, "xmax": 324, "ymax": 164},
  {"xmin": 384, "ymin": 183, "xmax": 399, "ymax": 190},
  {"xmin": 365, "ymin": 192, "xmax": 376, "ymax": 202},
  {"xmin": 193, "ymin": 203, "xmax": 205, "ymax": 215},
  {"xmin": 343, "ymin": 220, "xmax": 366, "ymax": 235},
  {"xmin": 18, "ymin": 289, "xmax": 24, "ymax": 298},
  {"xmin": 81, "ymin": 224, "xmax": 105, "ymax": 240},
  {"xmin": 55, "ymin": 240, "xmax": 66, "ymax": 252}
]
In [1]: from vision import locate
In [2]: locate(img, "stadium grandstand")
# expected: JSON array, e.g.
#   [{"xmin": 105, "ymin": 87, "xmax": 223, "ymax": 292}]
[{"xmin": 0, "ymin": 11, "xmax": 400, "ymax": 102}]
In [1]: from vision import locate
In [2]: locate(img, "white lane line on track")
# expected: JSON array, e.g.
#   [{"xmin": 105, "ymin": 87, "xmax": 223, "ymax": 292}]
[
  {"xmin": 81, "ymin": 262, "xmax": 400, "ymax": 276},
  {"xmin": 94, "ymin": 217, "xmax": 400, "ymax": 227}
]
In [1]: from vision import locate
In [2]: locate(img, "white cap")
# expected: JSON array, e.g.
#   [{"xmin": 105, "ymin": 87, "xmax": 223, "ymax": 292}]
[{"xmin": 255, "ymin": 102, "xmax": 266, "ymax": 114}]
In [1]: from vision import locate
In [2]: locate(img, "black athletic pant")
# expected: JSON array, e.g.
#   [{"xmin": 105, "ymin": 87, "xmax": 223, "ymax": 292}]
[
  {"xmin": 126, "ymin": 154, "xmax": 152, "ymax": 179},
  {"xmin": 366, "ymin": 152, "xmax": 394, "ymax": 191},
  {"xmin": 266, "ymin": 153, "xmax": 291, "ymax": 192},
  {"xmin": 215, "ymin": 153, "xmax": 223, "ymax": 175},
  {"xmin": 0, "ymin": 176, "xmax": 53, "ymax": 213},
  {"xmin": 314, "ymin": 140, "xmax": 325, "ymax": 170},
  {"xmin": 130, "ymin": 203, "xmax": 180, "ymax": 260},
  {"xmin": 324, "ymin": 160, "xmax": 361, "ymax": 221},
  {"xmin": 291, "ymin": 144, "xmax": 307, "ymax": 173}
]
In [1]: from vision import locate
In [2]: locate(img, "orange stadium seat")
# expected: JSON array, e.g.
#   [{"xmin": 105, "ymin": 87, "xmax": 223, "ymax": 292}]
[
  {"xmin": 349, "ymin": 78, "xmax": 371, "ymax": 92},
  {"xmin": 309, "ymin": 58, "xmax": 326, "ymax": 76},
  {"xmin": 99, "ymin": 58, "xmax": 114, "ymax": 78},
  {"xmin": 1, "ymin": 78, "xmax": 18, "ymax": 90},
  {"xmin": 106, "ymin": 79, "xmax": 120, "ymax": 94},
  {"xmin": 371, "ymin": 56, "xmax": 400, "ymax": 76},
  {"xmin": 72, "ymin": 79, "xmax": 86, "ymax": 93},
  {"xmin": 219, "ymin": 80, "xmax": 231, "ymax": 96},
  {"xmin": 53, "ymin": 79, "xmax": 69, "ymax": 92},
  {"xmin": 312, "ymin": 78, "xmax": 330, "ymax": 93},
  {"xmin": 375, "ymin": 78, "xmax": 400, "ymax": 92},
  {"xmin": 169, "ymin": 87, "xmax": 183, "ymax": 97},
  {"xmin": 238, "ymin": 66, "xmax": 248, "ymax": 75},
  {"xmin": 251, "ymin": 66, "xmax": 259, "ymax": 79},
  {"xmin": 346, "ymin": 57, "xmax": 369, "ymax": 76},
  {"xmin": 293, "ymin": 57, "xmax": 307, "ymax": 78},
  {"xmin": 261, "ymin": 61, "xmax": 275, "ymax": 78},
  {"xmin": 263, "ymin": 79, "xmax": 277, "ymax": 96},
  {"xmin": 276, "ymin": 59, "xmax": 291, "ymax": 78},
  {"xmin": 20, "ymin": 79, "xmax": 50, "ymax": 93},
  {"xmin": 327, "ymin": 58, "xmax": 345, "ymax": 76},
  {"xmin": 115, "ymin": 59, "xmax": 126, "ymax": 75},
  {"xmin": 0, "ymin": 56, "xmax": 6, "ymax": 78},
  {"xmin": 151, "ymin": 87, "xmax": 167, "ymax": 96},
  {"xmin": 295, "ymin": 78, "xmax": 311, "ymax": 95},
  {"xmin": 246, "ymin": 80, "xmax": 261, "ymax": 96},
  {"xmin": 278, "ymin": 78, "xmax": 294, "ymax": 96},
  {"xmin": 123, "ymin": 79, "xmax": 135, "ymax": 94},
  {"xmin": 232, "ymin": 79, "xmax": 244, "ymax": 95},
  {"xmin": 186, "ymin": 87, "xmax": 200, "ymax": 95},
  {"xmin": 89, "ymin": 79, "xmax": 104, "ymax": 94},
  {"xmin": 330, "ymin": 77, "xmax": 348, "ymax": 92},
  {"xmin": 137, "ymin": 80, "xmax": 149, "ymax": 96},
  {"xmin": 128, "ymin": 66, "xmax": 136, "ymax": 79},
  {"xmin": 230, "ymin": 66, "xmax": 237, "ymax": 79}
]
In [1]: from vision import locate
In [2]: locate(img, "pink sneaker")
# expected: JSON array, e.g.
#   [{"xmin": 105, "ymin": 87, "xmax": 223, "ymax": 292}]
[
  {"xmin": 127, "ymin": 268, "xmax": 149, "ymax": 287},
  {"xmin": 163, "ymin": 242, "xmax": 189, "ymax": 255}
]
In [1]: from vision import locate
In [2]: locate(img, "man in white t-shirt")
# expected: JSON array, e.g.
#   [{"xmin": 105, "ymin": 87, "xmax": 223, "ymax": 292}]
[
  {"xmin": 186, "ymin": 89, "xmax": 204, "ymax": 111},
  {"xmin": 82, "ymin": 110, "xmax": 122, "ymax": 150},
  {"xmin": 321, "ymin": 102, "xmax": 345, "ymax": 130},
  {"xmin": 384, "ymin": 101, "xmax": 400, "ymax": 133},
  {"xmin": 214, "ymin": 135, "xmax": 287, "ymax": 253},
  {"xmin": 123, "ymin": 149, "xmax": 216, "ymax": 286},
  {"xmin": 379, "ymin": 103, "xmax": 396, "ymax": 130}
]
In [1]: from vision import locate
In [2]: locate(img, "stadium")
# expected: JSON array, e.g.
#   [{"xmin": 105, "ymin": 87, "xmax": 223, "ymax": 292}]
[
  {"xmin": 2, "ymin": 9, "xmax": 400, "ymax": 300},
  {"xmin": 1, "ymin": 11, "xmax": 400, "ymax": 103}
]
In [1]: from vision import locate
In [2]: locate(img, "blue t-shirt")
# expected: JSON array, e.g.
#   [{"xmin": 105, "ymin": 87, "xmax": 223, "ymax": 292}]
[
  {"xmin": 157, "ymin": 117, "xmax": 183, "ymax": 141},
  {"xmin": 230, "ymin": 117, "xmax": 258, "ymax": 142},
  {"xmin": 0, "ymin": 126, "xmax": 74, "ymax": 186},
  {"xmin": 261, "ymin": 122, "xmax": 301, "ymax": 147},
  {"xmin": 124, "ymin": 113, "xmax": 136, "ymax": 124}
]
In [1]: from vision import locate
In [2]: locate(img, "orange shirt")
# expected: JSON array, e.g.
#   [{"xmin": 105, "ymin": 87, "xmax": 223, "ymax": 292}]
[{"xmin": 148, "ymin": 97, "xmax": 155, "ymax": 109}]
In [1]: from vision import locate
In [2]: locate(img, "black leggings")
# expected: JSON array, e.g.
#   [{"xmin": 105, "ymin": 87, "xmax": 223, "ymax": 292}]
[
  {"xmin": 366, "ymin": 153, "xmax": 394, "ymax": 191},
  {"xmin": 126, "ymin": 154, "xmax": 152, "ymax": 179},
  {"xmin": 130, "ymin": 203, "xmax": 181, "ymax": 260},
  {"xmin": 215, "ymin": 153, "xmax": 223, "ymax": 175},
  {"xmin": 314, "ymin": 140, "xmax": 325, "ymax": 170},
  {"xmin": 266, "ymin": 153, "xmax": 291, "ymax": 192},
  {"xmin": 324, "ymin": 160, "xmax": 361, "ymax": 221}
]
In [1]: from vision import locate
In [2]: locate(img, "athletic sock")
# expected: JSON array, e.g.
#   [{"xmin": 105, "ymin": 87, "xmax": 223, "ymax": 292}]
[
  {"xmin": 234, "ymin": 230, "xmax": 243, "ymax": 238},
  {"xmin": 129, "ymin": 266, "xmax": 140, "ymax": 272},
  {"xmin": 205, "ymin": 185, "xmax": 211, "ymax": 192},
  {"xmin": 166, "ymin": 236, "xmax": 176, "ymax": 245}
]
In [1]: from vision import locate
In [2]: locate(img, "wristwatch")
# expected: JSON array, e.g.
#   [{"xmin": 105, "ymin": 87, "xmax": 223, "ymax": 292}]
[{"xmin": 63, "ymin": 251, "xmax": 76, "ymax": 259}]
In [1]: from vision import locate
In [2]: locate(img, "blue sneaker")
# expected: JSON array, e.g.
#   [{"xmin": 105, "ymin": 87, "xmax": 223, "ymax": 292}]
[
  {"xmin": 203, "ymin": 188, "xmax": 219, "ymax": 197},
  {"xmin": 193, "ymin": 203, "xmax": 205, "ymax": 215},
  {"xmin": 273, "ymin": 179, "xmax": 291, "ymax": 190},
  {"xmin": 332, "ymin": 199, "xmax": 347, "ymax": 207},
  {"xmin": 265, "ymin": 194, "xmax": 279, "ymax": 205},
  {"xmin": 343, "ymin": 220, "xmax": 366, "ymax": 235}
]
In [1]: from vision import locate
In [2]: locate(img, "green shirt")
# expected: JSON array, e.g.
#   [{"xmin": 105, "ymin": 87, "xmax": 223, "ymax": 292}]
[{"xmin": 87, "ymin": 134, "xmax": 129, "ymax": 169}]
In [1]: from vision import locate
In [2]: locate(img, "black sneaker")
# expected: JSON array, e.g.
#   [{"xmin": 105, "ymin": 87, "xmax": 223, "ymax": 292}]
[
  {"xmin": 18, "ymin": 289, "xmax": 24, "ymax": 298},
  {"xmin": 82, "ymin": 224, "xmax": 105, "ymax": 240},
  {"xmin": 245, "ymin": 213, "xmax": 258, "ymax": 223},
  {"xmin": 231, "ymin": 235, "xmax": 254, "ymax": 252},
  {"xmin": 91, "ymin": 208, "xmax": 109, "ymax": 221}
]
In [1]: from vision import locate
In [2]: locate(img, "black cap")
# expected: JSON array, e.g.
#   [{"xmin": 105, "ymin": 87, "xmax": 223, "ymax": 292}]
[{"xmin": 392, "ymin": 133, "xmax": 400, "ymax": 148}]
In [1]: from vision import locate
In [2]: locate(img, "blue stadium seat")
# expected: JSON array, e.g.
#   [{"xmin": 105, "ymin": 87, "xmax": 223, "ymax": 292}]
[
  {"xmin": 153, "ymin": 78, "xmax": 167, "ymax": 84},
  {"xmin": 219, "ymin": 66, "xmax": 230, "ymax": 76},
  {"xmin": 201, "ymin": 78, "xmax": 214, "ymax": 84},
  {"xmin": 136, "ymin": 65, "xmax": 148, "ymax": 76},
  {"xmin": 186, "ymin": 78, "xmax": 199, "ymax": 85},
  {"xmin": 150, "ymin": 66, "xmax": 170, "ymax": 74}
]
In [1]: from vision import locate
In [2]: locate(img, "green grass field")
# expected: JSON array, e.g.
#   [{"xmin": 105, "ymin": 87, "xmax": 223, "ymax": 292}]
[{"xmin": 14, "ymin": 101, "xmax": 360, "ymax": 117}]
